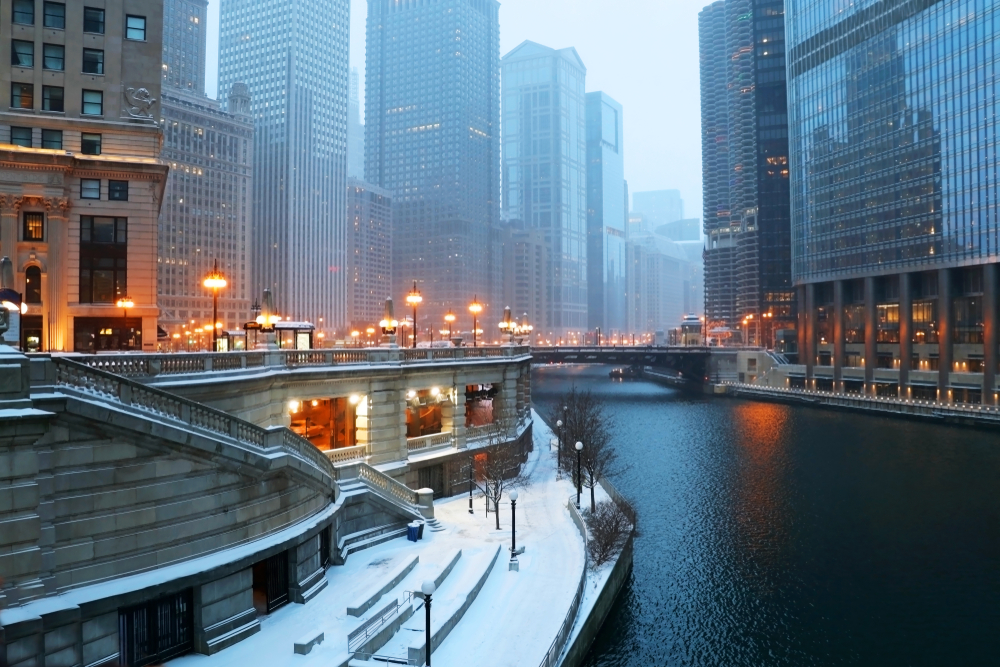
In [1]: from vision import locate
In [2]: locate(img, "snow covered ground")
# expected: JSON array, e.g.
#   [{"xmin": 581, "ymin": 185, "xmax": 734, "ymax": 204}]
[{"xmin": 168, "ymin": 411, "xmax": 586, "ymax": 667}]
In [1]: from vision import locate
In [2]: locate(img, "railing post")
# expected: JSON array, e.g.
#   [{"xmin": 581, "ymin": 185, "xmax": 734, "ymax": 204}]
[
  {"xmin": 180, "ymin": 404, "xmax": 191, "ymax": 423},
  {"xmin": 204, "ymin": 356, "xmax": 213, "ymax": 372},
  {"xmin": 118, "ymin": 383, "xmax": 132, "ymax": 406}
]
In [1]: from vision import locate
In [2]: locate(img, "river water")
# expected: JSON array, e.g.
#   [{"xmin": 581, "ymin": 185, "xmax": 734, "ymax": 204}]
[{"xmin": 531, "ymin": 365, "xmax": 1000, "ymax": 666}]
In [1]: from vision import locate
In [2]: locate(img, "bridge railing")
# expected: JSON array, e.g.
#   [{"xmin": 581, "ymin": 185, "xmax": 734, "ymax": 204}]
[{"xmin": 32, "ymin": 345, "xmax": 531, "ymax": 382}]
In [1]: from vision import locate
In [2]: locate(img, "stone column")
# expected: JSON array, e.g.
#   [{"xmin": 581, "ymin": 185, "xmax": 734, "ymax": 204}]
[
  {"xmin": 804, "ymin": 283, "xmax": 816, "ymax": 381},
  {"xmin": 366, "ymin": 380, "xmax": 407, "ymax": 465},
  {"xmin": 833, "ymin": 280, "xmax": 844, "ymax": 390},
  {"xmin": 938, "ymin": 268, "xmax": 953, "ymax": 401},
  {"xmin": 899, "ymin": 272, "xmax": 913, "ymax": 398},
  {"xmin": 864, "ymin": 277, "xmax": 876, "ymax": 392},
  {"xmin": 983, "ymin": 264, "xmax": 997, "ymax": 404},
  {"xmin": 45, "ymin": 198, "xmax": 70, "ymax": 352}
]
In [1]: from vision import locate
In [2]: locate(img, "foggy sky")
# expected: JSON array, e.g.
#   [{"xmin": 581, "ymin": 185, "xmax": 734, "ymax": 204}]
[{"xmin": 205, "ymin": 0, "xmax": 705, "ymax": 220}]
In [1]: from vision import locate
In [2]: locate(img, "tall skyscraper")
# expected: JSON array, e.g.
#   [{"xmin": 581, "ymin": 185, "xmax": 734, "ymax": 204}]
[
  {"xmin": 347, "ymin": 178, "xmax": 392, "ymax": 328},
  {"xmin": 219, "ymin": 0, "xmax": 350, "ymax": 327},
  {"xmin": 632, "ymin": 190, "xmax": 684, "ymax": 229},
  {"xmin": 366, "ymin": 0, "xmax": 501, "ymax": 330},
  {"xmin": 158, "ymin": 0, "xmax": 253, "ymax": 340},
  {"xmin": 501, "ymin": 41, "xmax": 587, "ymax": 335},
  {"xmin": 1, "ymin": 0, "xmax": 169, "ymax": 352},
  {"xmin": 699, "ymin": 0, "xmax": 793, "ymax": 342},
  {"xmin": 788, "ymin": 0, "xmax": 999, "ymax": 403},
  {"xmin": 586, "ymin": 92, "xmax": 627, "ymax": 333},
  {"xmin": 348, "ymin": 67, "xmax": 365, "ymax": 180}
]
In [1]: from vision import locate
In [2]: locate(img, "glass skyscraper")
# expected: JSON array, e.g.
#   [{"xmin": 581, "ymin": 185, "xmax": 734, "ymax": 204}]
[
  {"xmin": 501, "ymin": 41, "xmax": 587, "ymax": 335},
  {"xmin": 366, "ymin": 0, "xmax": 501, "ymax": 330},
  {"xmin": 788, "ymin": 0, "xmax": 1000, "ymax": 402},
  {"xmin": 586, "ymin": 91, "xmax": 627, "ymax": 334},
  {"xmin": 218, "ymin": 0, "xmax": 350, "ymax": 327}
]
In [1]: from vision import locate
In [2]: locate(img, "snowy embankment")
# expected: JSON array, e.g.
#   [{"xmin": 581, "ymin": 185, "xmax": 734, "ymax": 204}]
[{"xmin": 168, "ymin": 410, "xmax": 588, "ymax": 667}]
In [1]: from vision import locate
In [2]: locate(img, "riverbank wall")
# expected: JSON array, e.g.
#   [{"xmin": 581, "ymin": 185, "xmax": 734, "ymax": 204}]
[{"xmin": 723, "ymin": 382, "xmax": 1000, "ymax": 430}]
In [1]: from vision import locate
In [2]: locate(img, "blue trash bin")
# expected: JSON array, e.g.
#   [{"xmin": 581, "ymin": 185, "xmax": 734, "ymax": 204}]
[
  {"xmin": 407, "ymin": 523, "xmax": 419, "ymax": 542},
  {"xmin": 416, "ymin": 521, "xmax": 425, "ymax": 539}
]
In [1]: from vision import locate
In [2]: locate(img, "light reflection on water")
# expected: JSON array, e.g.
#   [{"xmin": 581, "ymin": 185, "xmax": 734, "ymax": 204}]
[{"xmin": 532, "ymin": 365, "xmax": 1000, "ymax": 666}]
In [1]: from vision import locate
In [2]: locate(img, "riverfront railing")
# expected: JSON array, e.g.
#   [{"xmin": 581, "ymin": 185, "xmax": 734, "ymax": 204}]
[
  {"xmin": 35, "ymin": 345, "xmax": 531, "ymax": 381},
  {"xmin": 536, "ymin": 499, "xmax": 589, "ymax": 667}
]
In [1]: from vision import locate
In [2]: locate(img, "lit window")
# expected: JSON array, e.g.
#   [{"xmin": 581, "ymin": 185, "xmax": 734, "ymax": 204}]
[
  {"xmin": 11, "ymin": 83, "xmax": 33, "ymax": 109},
  {"xmin": 23, "ymin": 212, "xmax": 44, "ymax": 241}
]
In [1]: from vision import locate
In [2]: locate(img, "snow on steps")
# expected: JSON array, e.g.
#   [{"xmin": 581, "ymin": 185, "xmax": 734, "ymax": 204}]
[
  {"xmin": 347, "ymin": 554, "xmax": 420, "ymax": 617},
  {"xmin": 337, "ymin": 524, "xmax": 410, "ymax": 563}
]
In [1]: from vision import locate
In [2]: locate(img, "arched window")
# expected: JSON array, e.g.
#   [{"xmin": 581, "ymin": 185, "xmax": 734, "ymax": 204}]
[{"xmin": 25, "ymin": 266, "xmax": 42, "ymax": 303}]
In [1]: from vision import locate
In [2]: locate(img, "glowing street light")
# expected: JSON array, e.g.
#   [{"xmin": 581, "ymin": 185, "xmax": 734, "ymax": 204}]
[
  {"xmin": 116, "ymin": 295, "xmax": 134, "ymax": 319},
  {"xmin": 203, "ymin": 259, "xmax": 227, "ymax": 351},
  {"xmin": 405, "ymin": 282, "xmax": 422, "ymax": 349},
  {"xmin": 469, "ymin": 296, "xmax": 483, "ymax": 347},
  {"xmin": 444, "ymin": 310, "xmax": 456, "ymax": 338},
  {"xmin": 498, "ymin": 305, "xmax": 513, "ymax": 343}
]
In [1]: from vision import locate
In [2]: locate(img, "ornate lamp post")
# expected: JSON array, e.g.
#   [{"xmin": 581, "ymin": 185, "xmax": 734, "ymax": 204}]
[
  {"xmin": 556, "ymin": 419, "xmax": 564, "ymax": 469},
  {"xmin": 115, "ymin": 295, "xmax": 134, "ymax": 320},
  {"xmin": 421, "ymin": 580, "xmax": 436, "ymax": 665},
  {"xmin": 499, "ymin": 305, "xmax": 513, "ymax": 344},
  {"xmin": 406, "ymin": 282, "xmax": 422, "ymax": 349},
  {"xmin": 574, "ymin": 441, "xmax": 583, "ymax": 510},
  {"xmin": 444, "ymin": 310, "xmax": 456, "ymax": 338},
  {"xmin": 509, "ymin": 489, "xmax": 519, "ymax": 560},
  {"xmin": 379, "ymin": 297, "xmax": 399, "ymax": 347},
  {"xmin": 469, "ymin": 296, "xmax": 482, "ymax": 348},
  {"xmin": 203, "ymin": 259, "xmax": 227, "ymax": 352}
]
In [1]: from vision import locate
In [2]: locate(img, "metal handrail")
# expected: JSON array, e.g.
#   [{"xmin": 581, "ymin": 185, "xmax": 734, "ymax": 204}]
[{"xmin": 348, "ymin": 592, "xmax": 413, "ymax": 653}]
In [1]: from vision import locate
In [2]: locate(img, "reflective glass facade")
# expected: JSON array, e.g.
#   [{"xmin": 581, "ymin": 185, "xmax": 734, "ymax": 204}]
[
  {"xmin": 366, "ymin": 0, "xmax": 501, "ymax": 327},
  {"xmin": 501, "ymin": 41, "xmax": 587, "ymax": 333},
  {"xmin": 586, "ymin": 91, "xmax": 627, "ymax": 333},
  {"xmin": 789, "ymin": 0, "xmax": 1000, "ymax": 283}
]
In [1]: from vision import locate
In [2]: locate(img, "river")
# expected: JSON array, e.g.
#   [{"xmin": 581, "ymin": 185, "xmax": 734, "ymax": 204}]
[{"xmin": 531, "ymin": 365, "xmax": 1000, "ymax": 666}]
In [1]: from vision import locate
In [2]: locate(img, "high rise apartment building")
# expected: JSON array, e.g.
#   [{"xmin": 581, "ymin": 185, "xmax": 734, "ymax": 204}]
[
  {"xmin": 501, "ymin": 220, "xmax": 549, "ymax": 342},
  {"xmin": 219, "ymin": 0, "xmax": 350, "ymax": 327},
  {"xmin": 158, "ymin": 0, "xmax": 253, "ymax": 339},
  {"xmin": 699, "ymin": 0, "xmax": 793, "ymax": 342},
  {"xmin": 586, "ymin": 91, "xmax": 627, "ymax": 333},
  {"xmin": 347, "ymin": 178, "xmax": 392, "ymax": 328},
  {"xmin": 366, "ymin": 0, "xmax": 501, "ymax": 330},
  {"xmin": 501, "ymin": 41, "xmax": 587, "ymax": 335},
  {"xmin": 788, "ymin": 0, "xmax": 1000, "ymax": 403},
  {"xmin": 1, "ymin": 0, "xmax": 169, "ymax": 352}
]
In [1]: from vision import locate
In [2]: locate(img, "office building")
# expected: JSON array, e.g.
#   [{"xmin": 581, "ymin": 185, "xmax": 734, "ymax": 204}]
[
  {"xmin": 501, "ymin": 220, "xmax": 549, "ymax": 342},
  {"xmin": 501, "ymin": 41, "xmax": 587, "ymax": 335},
  {"xmin": 219, "ymin": 0, "xmax": 350, "ymax": 327},
  {"xmin": 347, "ymin": 178, "xmax": 392, "ymax": 328},
  {"xmin": 699, "ymin": 0, "xmax": 793, "ymax": 342},
  {"xmin": 366, "ymin": 0, "xmax": 501, "ymax": 330},
  {"xmin": 158, "ymin": 0, "xmax": 253, "ymax": 339},
  {"xmin": 348, "ymin": 67, "xmax": 364, "ymax": 180},
  {"xmin": 627, "ymin": 232, "xmax": 701, "ymax": 336},
  {"xmin": 788, "ymin": 0, "xmax": 1000, "ymax": 402},
  {"xmin": 1, "ymin": 0, "xmax": 169, "ymax": 352},
  {"xmin": 586, "ymin": 91, "xmax": 627, "ymax": 333}
]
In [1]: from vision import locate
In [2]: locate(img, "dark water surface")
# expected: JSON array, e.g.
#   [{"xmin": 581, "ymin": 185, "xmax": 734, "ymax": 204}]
[{"xmin": 532, "ymin": 365, "xmax": 1000, "ymax": 667}]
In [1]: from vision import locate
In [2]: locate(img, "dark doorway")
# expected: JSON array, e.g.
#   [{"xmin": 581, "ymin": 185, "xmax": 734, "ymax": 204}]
[
  {"xmin": 118, "ymin": 589, "xmax": 193, "ymax": 667},
  {"xmin": 418, "ymin": 464, "xmax": 445, "ymax": 498},
  {"xmin": 320, "ymin": 526, "xmax": 332, "ymax": 568},
  {"xmin": 20, "ymin": 314, "xmax": 42, "ymax": 352},
  {"xmin": 252, "ymin": 551, "xmax": 289, "ymax": 615}
]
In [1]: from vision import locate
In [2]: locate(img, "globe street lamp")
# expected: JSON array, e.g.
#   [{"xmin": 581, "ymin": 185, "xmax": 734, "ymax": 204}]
[
  {"xmin": 406, "ymin": 282, "xmax": 422, "ymax": 349},
  {"xmin": 469, "ymin": 296, "xmax": 483, "ymax": 348},
  {"xmin": 421, "ymin": 580, "xmax": 436, "ymax": 666},
  {"xmin": 574, "ymin": 441, "xmax": 583, "ymax": 510},
  {"xmin": 444, "ymin": 310, "xmax": 456, "ymax": 338},
  {"xmin": 509, "ymin": 489, "xmax": 519, "ymax": 561},
  {"xmin": 203, "ymin": 259, "xmax": 227, "ymax": 352},
  {"xmin": 556, "ymin": 419, "xmax": 564, "ymax": 469}
]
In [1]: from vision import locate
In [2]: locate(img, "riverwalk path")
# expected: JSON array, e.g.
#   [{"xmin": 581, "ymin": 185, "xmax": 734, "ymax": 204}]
[{"xmin": 168, "ymin": 411, "xmax": 587, "ymax": 667}]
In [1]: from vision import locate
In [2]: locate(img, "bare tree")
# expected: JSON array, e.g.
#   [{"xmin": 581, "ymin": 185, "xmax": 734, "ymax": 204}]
[
  {"xmin": 471, "ymin": 399, "xmax": 528, "ymax": 530},
  {"xmin": 585, "ymin": 498, "xmax": 635, "ymax": 567},
  {"xmin": 558, "ymin": 387, "xmax": 625, "ymax": 511}
]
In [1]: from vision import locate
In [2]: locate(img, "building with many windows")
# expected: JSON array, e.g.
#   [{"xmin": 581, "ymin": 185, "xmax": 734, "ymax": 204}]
[
  {"xmin": 586, "ymin": 91, "xmax": 627, "ymax": 334},
  {"xmin": 348, "ymin": 67, "xmax": 364, "ymax": 181},
  {"xmin": 501, "ymin": 41, "xmax": 587, "ymax": 336},
  {"xmin": 219, "ymin": 0, "xmax": 350, "ymax": 327},
  {"xmin": 500, "ymin": 219, "xmax": 549, "ymax": 343},
  {"xmin": 366, "ymin": 0, "xmax": 501, "ymax": 329},
  {"xmin": 157, "ymin": 0, "xmax": 253, "ymax": 343},
  {"xmin": 788, "ymin": 0, "xmax": 1000, "ymax": 402},
  {"xmin": 699, "ymin": 0, "xmax": 794, "ymax": 343},
  {"xmin": 1, "ymin": 0, "xmax": 168, "ymax": 352},
  {"xmin": 346, "ymin": 178, "xmax": 392, "ymax": 329}
]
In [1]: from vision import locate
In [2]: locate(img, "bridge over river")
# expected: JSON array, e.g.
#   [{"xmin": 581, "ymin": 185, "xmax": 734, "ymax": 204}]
[{"xmin": 530, "ymin": 346, "xmax": 726, "ymax": 384}]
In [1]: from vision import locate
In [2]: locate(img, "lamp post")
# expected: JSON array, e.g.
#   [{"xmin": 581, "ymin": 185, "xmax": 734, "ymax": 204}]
[
  {"xmin": 250, "ymin": 299, "xmax": 262, "ymax": 347},
  {"xmin": 203, "ymin": 259, "xmax": 227, "ymax": 352},
  {"xmin": 469, "ymin": 296, "xmax": 482, "ymax": 347},
  {"xmin": 574, "ymin": 441, "xmax": 583, "ymax": 510},
  {"xmin": 421, "ymin": 580, "xmax": 436, "ymax": 666},
  {"xmin": 115, "ymin": 295, "xmax": 134, "ymax": 350},
  {"xmin": 444, "ymin": 311, "xmax": 455, "ymax": 339},
  {"xmin": 468, "ymin": 461, "xmax": 474, "ymax": 514},
  {"xmin": 351, "ymin": 330, "xmax": 360, "ymax": 347},
  {"xmin": 556, "ymin": 419, "xmax": 564, "ymax": 469},
  {"xmin": 499, "ymin": 305, "xmax": 513, "ymax": 344},
  {"xmin": 509, "ymin": 489, "xmax": 518, "ymax": 560},
  {"xmin": 379, "ymin": 297, "xmax": 399, "ymax": 347},
  {"xmin": 406, "ymin": 282, "xmax": 422, "ymax": 349}
]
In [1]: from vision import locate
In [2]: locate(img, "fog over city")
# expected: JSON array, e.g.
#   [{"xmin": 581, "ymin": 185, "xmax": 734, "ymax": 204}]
[{"xmin": 203, "ymin": 0, "xmax": 706, "ymax": 217}]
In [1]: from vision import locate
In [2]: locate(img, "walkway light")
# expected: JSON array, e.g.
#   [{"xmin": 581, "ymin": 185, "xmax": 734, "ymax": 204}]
[
  {"xmin": 444, "ymin": 310, "xmax": 456, "ymax": 338},
  {"xmin": 509, "ymin": 489, "xmax": 519, "ymax": 564},
  {"xmin": 203, "ymin": 259, "xmax": 227, "ymax": 351},
  {"xmin": 469, "ymin": 296, "xmax": 483, "ymax": 347},
  {"xmin": 421, "ymin": 580, "xmax": 436, "ymax": 666},
  {"xmin": 574, "ymin": 441, "xmax": 583, "ymax": 510},
  {"xmin": 405, "ymin": 282, "xmax": 422, "ymax": 349}
]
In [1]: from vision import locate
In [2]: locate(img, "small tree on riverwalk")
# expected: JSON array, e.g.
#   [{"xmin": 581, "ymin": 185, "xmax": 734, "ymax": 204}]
[
  {"xmin": 471, "ymin": 399, "xmax": 528, "ymax": 530},
  {"xmin": 558, "ymin": 386, "xmax": 624, "ymax": 511}
]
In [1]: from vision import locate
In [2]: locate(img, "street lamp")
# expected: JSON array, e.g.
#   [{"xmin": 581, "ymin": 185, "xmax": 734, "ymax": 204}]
[
  {"xmin": 116, "ymin": 295, "xmax": 134, "ymax": 320},
  {"xmin": 406, "ymin": 282, "xmax": 422, "ymax": 349},
  {"xmin": 203, "ymin": 259, "xmax": 227, "ymax": 351},
  {"xmin": 351, "ymin": 330, "xmax": 360, "ymax": 347},
  {"xmin": 444, "ymin": 310, "xmax": 456, "ymax": 338},
  {"xmin": 556, "ymin": 419, "xmax": 564, "ymax": 469},
  {"xmin": 509, "ymin": 489, "xmax": 519, "ymax": 562},
  {"xmin": 469, "ymin": 296, "xmax": 482, "ymax": 348},
  {"xmin": 366, "ymin": 326, "xmax": 375, "ymax": 346},
  {"xmin": 574, "ymin": 441, "xmax": 583, "ymax": 510},
  {"xmin": 421, "ymin": 580, "xmax": 436, "ymax": 666},
  {"xmin": 499, "ymin": 305, "xmax": 513, "ymax": 344},
  {"xmin": 468, "ymin": 460, "xmax": 475, "ymax": 514}
]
